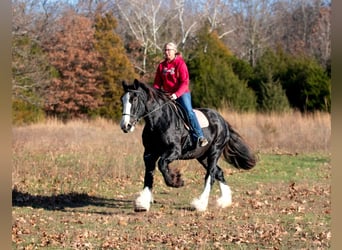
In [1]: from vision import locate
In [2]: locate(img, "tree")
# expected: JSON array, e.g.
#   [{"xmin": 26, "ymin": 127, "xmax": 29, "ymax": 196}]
[
  {"xmin": 12, "ymin": 0, "xmax": 63, "ymax": 124},
  {"xmin": 249, "ymin": 48, "xmax": 289, "ymax": 111},
  {"xmin": 12, "ymin": 34, "xmax": 51, "ymax": 124},
  {"xmin": 226, "ymin": 0, "xmax": 278, "ymax": 67},
  {"xmin": 188, "ymin": 26, "xmax": 256, "ymax": 111},
  {"xmin": 275, "ymin": 0, "xmax": 331, "ymax": 68},
  {"xmin": 94, "ymin": 12, "xmax": 138, "ymax": 120},
  {"xmin": 280, "ymin": 56, "xmax": 331, "ymax": 112},
  {"xmin": 115, "ymin": 0, "xmax": 167, "ymax": 76},
  {"xmin": 43, "ymin": 11, "xmax": 104, "ymax": 120},
  {"xmin": 259, "ymin": 74, "xmax": 290, "ymax": 113},
  {"xmin": 251, "ymin": 47, "xmax": 330, "ymax": 112}
]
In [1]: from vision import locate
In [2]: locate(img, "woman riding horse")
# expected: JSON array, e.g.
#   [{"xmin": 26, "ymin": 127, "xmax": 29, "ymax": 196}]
[{"xmin": 120, "ymin": 79, "xmax": 256, "ymax": 212}]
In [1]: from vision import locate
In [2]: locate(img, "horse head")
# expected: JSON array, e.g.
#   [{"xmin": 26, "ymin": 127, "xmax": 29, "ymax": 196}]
[
  {"xmin": 120, "ymin": 79, "xmax": 148, "ymax": 133},
  {"xmin": 120, "ymin": 79, "xmax": 175, "ymax": 133}
]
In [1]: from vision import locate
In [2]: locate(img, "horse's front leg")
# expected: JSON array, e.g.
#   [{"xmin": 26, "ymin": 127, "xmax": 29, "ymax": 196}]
[
  {"xmin": 134, "ymin": 152, "xmax": 158, "ymax": 212},
  {"xmin": 158, "ymin": 150, "xmax": 184, "ymax": 188}
]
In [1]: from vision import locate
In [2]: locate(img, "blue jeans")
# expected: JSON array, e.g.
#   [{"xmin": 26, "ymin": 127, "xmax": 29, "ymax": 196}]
[{"xmin": 176, "ymin": 92, "xmax": 204, "ymax": 141}]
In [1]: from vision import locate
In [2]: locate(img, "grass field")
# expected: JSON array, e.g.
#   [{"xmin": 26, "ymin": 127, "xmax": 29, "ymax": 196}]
[{"xmin": 12, "ymin": 112, "xmax": 331, "ymax": 249}]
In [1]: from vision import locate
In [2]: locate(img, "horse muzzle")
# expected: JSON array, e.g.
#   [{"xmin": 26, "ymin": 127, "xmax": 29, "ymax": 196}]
[
  {"xmin": 120, "ymin": 116, "xmax": 135, "ymax": 133},
  {"xmin": 121, "ymin": 123, "xmax": 135, "ymax": 133}
]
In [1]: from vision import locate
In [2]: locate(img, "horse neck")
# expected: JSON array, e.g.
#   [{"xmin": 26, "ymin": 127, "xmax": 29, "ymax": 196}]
[{"xmin": 143, "ymin": 98, "xmax": 175, "ymax": 128}]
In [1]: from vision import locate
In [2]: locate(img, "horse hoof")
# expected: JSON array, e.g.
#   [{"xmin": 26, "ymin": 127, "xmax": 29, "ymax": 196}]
[
  {"xmin": 191, "ymin": 198, "xmax": 208, "ymax": 212},
  {"xmin": 134, "ymin": 206, "xmax": 148, "ymax": 212},
  {"xmin": 170, "ymin": 170, "xmax": 184, "ymax": 188},
  {"xmin": 216, "ymin": 197, "xmax": 232, "ymax": 209},
  {"xmin": 134, "ymin": 187, "xmax": 152, "ymax": 211},
  {"xmin": 134, "ymin": 202, "xmax": 150, "ymax": 212},
  {"xmin": 174, "ymin": 179, "xmax": 184, "ymax": 188}
]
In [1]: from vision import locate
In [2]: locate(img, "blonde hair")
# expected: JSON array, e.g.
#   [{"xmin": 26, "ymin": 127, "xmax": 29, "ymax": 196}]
[{"xmin": 164, "ymin": 42, "xmax": 177, "ymax": 52}]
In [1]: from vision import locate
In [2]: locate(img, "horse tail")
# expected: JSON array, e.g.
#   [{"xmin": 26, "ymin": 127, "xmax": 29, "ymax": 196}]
[{"xmin": 223, "ymin": 122, "xmax": 257, "ymax": 170}]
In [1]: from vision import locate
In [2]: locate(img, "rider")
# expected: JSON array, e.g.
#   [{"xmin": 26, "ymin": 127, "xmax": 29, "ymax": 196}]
[{"xmin": 153, "ymin": 42, "xmax": 208, "ymax": 147}]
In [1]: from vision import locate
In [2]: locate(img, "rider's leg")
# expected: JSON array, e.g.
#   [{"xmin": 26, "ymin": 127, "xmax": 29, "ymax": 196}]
[{"xmin": 176, "ymin": 92, "xmax": 208, "ymax": 146}]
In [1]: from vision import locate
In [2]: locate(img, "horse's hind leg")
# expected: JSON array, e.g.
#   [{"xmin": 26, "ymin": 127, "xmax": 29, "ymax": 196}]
[
  {"xmin": 134, "ymin": 152, "xmax": 158, "ymax": 212},
  {"xmin": 191, "ymin": 156, "xmax": 217, "ymax": 211},
  {"xmin": 192, "ymin": 157, "xmax": 232, "ymax": 211},
  {"xmin": 215, "ymin": 166, "xmax": 232, "ymax": 209},
  {"xmin": 191, "ymin": 172, "xmax": 213, "ymax": 211}
]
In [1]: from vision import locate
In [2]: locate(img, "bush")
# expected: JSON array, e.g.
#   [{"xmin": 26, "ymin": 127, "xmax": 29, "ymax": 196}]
[
  {"xmin": 250, "ymin": 48, "xmax": 330, "ymax": 113},
  {"xmin": 12, "ymin": 99, "xmax": 46, "ymax": 125},
  {"xmin": 280, "ymin": 57, "xmax": 331, "ymax": 112}
]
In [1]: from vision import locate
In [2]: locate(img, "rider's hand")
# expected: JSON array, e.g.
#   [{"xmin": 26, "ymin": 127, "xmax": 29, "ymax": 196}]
[{"xmin": 170, "ymin": 93, "xmax": 177, "ymax": 100}]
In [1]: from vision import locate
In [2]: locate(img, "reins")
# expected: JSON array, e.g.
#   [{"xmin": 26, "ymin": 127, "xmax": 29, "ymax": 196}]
[{"xmin": 139, "ymin": 100, "xmax": 173, "ymax": 121}]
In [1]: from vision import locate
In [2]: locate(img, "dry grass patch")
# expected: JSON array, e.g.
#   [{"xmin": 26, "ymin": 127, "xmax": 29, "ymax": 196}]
[{"xmin": 219, "ymin": 110, "xmax": 330, "ymax": 154}]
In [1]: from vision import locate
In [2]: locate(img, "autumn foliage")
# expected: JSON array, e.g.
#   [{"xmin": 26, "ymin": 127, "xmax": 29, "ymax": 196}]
[
  {"xmin": 43, "ymin": 12, "xmax": 104, "ymax": 119},
  {"xmin": 11, "ymin": 0, "xmax": 331, "ymax": 123}
]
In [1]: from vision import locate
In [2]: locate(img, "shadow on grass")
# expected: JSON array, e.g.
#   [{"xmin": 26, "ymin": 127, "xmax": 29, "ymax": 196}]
[{"xmin": 12, "ymin": 188, "xmax": 133, "ymax": 211}]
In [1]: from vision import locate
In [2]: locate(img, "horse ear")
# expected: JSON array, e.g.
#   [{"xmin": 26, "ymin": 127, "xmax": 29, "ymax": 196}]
[
  {"xmin": 133, "ymin": 79, "xmax": 140, "ymax": 90},
  {"xmin": 122, "ymin": 80, "xmax": 128, "ymax": 90}
]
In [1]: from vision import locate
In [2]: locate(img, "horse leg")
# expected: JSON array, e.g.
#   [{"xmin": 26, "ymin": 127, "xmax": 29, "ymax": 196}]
[
  {"xmin": 158, "ymin": 152, "xmax": 184, "ymax": 188},
  {"xmin": 215, "ymin": 166, "xmax": 232, "ymax": 209},
  {"xmin": 191, "ymin": 172, "xmax": 213, "ymax": 211},
  {"xmin": 191, "ymin": 156, "xmax": 218, "ymax": 211},
  {"xmin": 134, "ymin": 152, "xmax": 158, "ymax": 212},
  {"xmin": 192, "ymin": 155, "xmax": 231, "ymax": 211}
]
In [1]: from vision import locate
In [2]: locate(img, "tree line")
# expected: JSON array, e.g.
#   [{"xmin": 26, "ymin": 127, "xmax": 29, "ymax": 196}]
[{"xmin": 12, "ymin": 0, "xmax": 331, "ymax": 124}]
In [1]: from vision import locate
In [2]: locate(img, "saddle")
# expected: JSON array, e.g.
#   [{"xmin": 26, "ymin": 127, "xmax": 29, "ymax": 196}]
[
  {"xmin": 170, "ymin": 102, "xmax": 209, "ymax": 130},
  {"xmin": 170, "ymin": 102, "xmax": 209, "ymax": 152}
]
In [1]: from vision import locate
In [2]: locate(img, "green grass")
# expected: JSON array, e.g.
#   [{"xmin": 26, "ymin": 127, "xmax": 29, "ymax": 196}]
[{"xmin": 229, "ymin": 153, "xmax": 330, "ymax": 184}]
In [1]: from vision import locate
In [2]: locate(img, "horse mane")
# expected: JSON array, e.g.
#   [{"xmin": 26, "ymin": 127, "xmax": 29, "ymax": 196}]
[{"xmin": 136, "ymin": 79, "xmax": 170, "ymax": 103}]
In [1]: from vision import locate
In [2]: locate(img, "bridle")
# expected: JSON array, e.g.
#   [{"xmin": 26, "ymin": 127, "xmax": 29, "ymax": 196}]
[{"xmin": 122, "ymin": 90, "xmax": 173, "ymax": 126}]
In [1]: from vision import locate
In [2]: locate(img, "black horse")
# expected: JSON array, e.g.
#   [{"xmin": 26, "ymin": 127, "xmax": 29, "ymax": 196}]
[{"xmin": 120, "ymin": 79, "xmax": 256, "ymax": 212}]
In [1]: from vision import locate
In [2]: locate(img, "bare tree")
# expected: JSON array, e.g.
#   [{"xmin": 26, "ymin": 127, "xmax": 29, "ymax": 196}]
[
  {"xmin": 312, "ymin": 4, "xmax": 331, "ymax": 65},
  {"xmin": 202, "ymin": 0, "xmax": 235, "ymax": 38},
  {"xmin": 174, "ymin": 0, "xmax": 199, "ymax": 49},
  {"xmin": 115, "ymin": 0, "xmax": 169, "ymax": 75},
  {"xmin": 272, "ymin": 0, "xmax": 330, "ymax": 66},
  {"xmin": 229, "ymin": 0, "xmax": 279, "ymax": 66},
  {"xmin": 12, "ymin": 0, "xmax": 62, "ymax": 106}
]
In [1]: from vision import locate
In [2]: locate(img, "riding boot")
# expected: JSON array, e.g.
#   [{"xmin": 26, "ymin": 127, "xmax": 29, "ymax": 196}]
[{"xmin": 198, "ymin": 137, "xmax": 209, "ymax": 147}]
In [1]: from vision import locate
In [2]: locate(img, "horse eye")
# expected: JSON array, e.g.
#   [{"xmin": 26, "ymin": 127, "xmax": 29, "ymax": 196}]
[{"xmin": 132, "ymin": 96, "xmax": 138, "ymax": 103}]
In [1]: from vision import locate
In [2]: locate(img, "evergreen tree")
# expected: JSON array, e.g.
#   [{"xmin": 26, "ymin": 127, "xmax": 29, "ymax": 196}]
[
  {"xmin": 250, "ymin": 48, "xmax": 290, "ymax": 112},
  {"xmin": 230, "ymin": 56, "xmax": 254, "ymax": 82},
  {"xmin": 94, "ymin": 13, "xmax": 138, "ymax": 120},
  {"xmin": 259, "ymin": 73, "xmax": 290, "ymax": 113},
  {"xmin": 250, "ymin": 48, "xmax": 330, "ymax": 112},
  {"xmin": 188, "ymin": 27, "xmax": 256, "ymax": 111},
  {"xmin": 280, "ymin": 57, "xmax": 331, "ymax": 112}
]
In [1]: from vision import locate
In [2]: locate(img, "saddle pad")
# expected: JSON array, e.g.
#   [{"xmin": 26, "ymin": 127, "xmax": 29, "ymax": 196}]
[{"xmin": 194, "ymin": 109, "xmax": 209, "ymax": 128}]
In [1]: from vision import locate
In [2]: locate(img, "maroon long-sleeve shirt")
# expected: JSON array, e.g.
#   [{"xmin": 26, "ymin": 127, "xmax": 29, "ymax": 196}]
[{"xmin": 153, "ymin": 55, "xmax": 190, "ymax": 98}]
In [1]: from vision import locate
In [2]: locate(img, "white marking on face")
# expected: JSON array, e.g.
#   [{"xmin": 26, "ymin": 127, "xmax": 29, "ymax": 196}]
[{"xmin": 120, "ymin": 92, "xmax": 134, "ymax": 132}]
